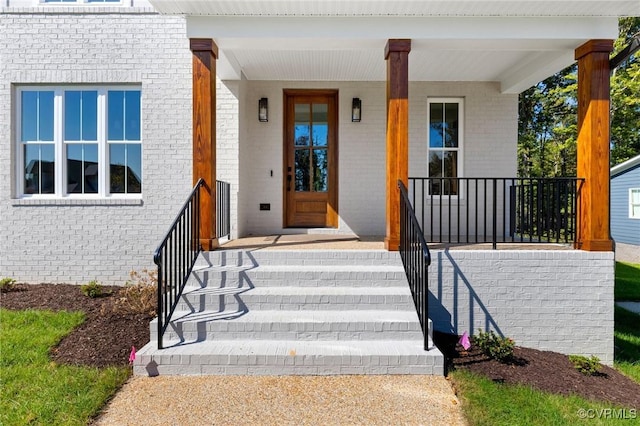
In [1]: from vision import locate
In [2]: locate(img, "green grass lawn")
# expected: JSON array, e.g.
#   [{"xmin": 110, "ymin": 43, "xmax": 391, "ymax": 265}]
[
  {"xmin": 615, "ymin": 262, "xmax": 640, "ymax": 301},
  {"xmin": 451, "ymin": 263, "xmax": 640, "ymax": 426},
  {"xmin": 0, "ymin": 309, "xmax": 130, "ymax": 426}
]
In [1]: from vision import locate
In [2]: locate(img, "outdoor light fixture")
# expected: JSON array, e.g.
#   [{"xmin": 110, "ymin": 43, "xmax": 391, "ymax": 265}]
[
  {"xmin": 351, "ymin": 98, "xmax": 362, "ymax": 122},
  {"xmin": 258, "ymin": 98, "xmax": 268, "ymax": 122}
]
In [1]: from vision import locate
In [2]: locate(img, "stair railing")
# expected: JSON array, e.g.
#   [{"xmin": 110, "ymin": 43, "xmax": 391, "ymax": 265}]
[
  {"xmin": 154, "ymin": 179, "xmax": 204, "ymax": 349},
  {"xmin": 399, "ymin": 180, "xmax": 433, "ymax": 350}
]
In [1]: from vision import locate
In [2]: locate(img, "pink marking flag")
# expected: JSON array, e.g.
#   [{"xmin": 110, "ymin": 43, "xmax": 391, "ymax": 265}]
[
  {"xmin": 129, "ymin": 346, "xmax": 136, "ymax": 364},
  {"xmin": 458, "ymin": 331, "xmax": 471, "ymax": 350}
]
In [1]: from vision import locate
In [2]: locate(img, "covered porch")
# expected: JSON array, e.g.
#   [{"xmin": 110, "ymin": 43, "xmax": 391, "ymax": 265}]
[
  {"xmin": 148, "ymin": 0, "xmax": 620, "ymax": 254},
  {"xmin": 138, "ymin": 1, "xmax": 629, "ymax": 374}
]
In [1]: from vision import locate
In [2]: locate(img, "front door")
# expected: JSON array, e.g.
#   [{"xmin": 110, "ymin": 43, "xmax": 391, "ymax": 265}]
[{"xmin": 284, "ymin": 90, "xmax": 338, "ymax": 228}]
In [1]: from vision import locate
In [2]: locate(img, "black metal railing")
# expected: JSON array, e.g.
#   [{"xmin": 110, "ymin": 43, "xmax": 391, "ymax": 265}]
[
  {"xmin": 216, "ymin": 180, "xmax": 231, "ymax": 240},
  {"xmin": 154, "ymin": 179, "xmax": 204, "ymax": 349},
  {"xmin": 399, "ymin": 180, "xmax": 432, "ymax": 351},
  {"xmin": 408, "ymin": 177, "xmax": 584, "ymax": 249}
]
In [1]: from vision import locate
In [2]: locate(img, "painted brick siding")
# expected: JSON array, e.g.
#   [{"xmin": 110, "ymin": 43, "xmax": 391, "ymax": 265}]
[
  {"xmin": 611, "ymin": 165, "xmax": 640, "ymax": 246},
  {"xmin": 429, "ymin": 250, "xmax": 615, "ymax": 364},
  {"xmin": 240, "ymin": 81, "xmax": 516, "ymax": 236},
  {"xmin": 0, "ymin": 11, "xmax": 193, "ymax": 284}
]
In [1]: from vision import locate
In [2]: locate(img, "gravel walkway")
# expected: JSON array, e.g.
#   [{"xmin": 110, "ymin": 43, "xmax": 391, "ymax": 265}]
[{"xmin": 94, "ymin": 375, "xmax": 467, "ymax": 426}]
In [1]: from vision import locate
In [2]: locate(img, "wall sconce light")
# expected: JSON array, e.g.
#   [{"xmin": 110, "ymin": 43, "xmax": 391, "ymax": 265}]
[
  {"xmin": 351, "ymin": 98, "xmax": 362, "ymax": 122},
  {"xmin": 258, "ymin": 98, "xmax": 268, "ymax": 122}
]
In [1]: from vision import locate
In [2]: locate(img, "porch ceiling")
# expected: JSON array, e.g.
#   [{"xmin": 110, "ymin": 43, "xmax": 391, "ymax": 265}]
[{"xmin": 149, "ymin": 0, "xmax": 635, "ymax": 94}]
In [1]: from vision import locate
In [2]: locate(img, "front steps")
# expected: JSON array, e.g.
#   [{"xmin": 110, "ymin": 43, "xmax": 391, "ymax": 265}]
[{"xmin": 134, "ymin": 249, "xmax": 443, "ymax": 376}]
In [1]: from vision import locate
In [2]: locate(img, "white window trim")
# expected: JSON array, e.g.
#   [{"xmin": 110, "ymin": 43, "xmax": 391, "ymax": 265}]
[
  {"xmin": 630, "ymin": 188, "xmax": 640, "ymax": 219},
  {"xmin": 426, "ymin": 97, "xmax": 464, "ymax": 198},
  {"xmin": 15, "ymin": 85, "xmax": 142, "ymax": 200}
]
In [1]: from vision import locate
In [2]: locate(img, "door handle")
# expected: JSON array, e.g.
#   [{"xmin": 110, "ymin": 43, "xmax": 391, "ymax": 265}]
[{"xmin": 287, "ymin": 174, "xmax": 292, "ymax": 191}]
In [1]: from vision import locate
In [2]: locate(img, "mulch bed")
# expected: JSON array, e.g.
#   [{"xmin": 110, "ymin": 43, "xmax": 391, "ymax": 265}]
[
  {"xmin": 435, "ymin": 332, "xmax": 640, "ymax": 409},
  {"xmin": 1, "ymin": 284, "xmax": 152, "ymax": 367},
  {"xmin": 2, "ymin": 284, "xmax": 639, "ymax": 409}
]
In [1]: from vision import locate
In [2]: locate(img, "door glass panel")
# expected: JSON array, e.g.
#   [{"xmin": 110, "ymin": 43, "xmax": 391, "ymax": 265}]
[
  {"xmin": 295, "ymin": 124, "xmax": 310, "ymax": 146},
  {"xmin": 294, "ymin": 104, "xmax": 310, "ymax": 146},
  {"xmin": 312, "ymin": 149, "xmax": 328, "ymax": 192},
  {"xmin": 294, "ymin": 149, "xmax": 310, "ymax": 191},
  {"xmin": 311, "ymin": 103, "xmax": 328, "ymax": 147}
]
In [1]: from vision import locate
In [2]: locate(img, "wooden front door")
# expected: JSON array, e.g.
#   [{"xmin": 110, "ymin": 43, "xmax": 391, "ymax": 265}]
[{"xmin": 284, "ymin": 90, "xmax": 338, "ymax": 228}]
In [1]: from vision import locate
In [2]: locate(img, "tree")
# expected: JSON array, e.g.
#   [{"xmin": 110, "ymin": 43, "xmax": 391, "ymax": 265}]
[
  {"xmin": 611, "ymin": 17, "xmax": 640, "ymax": 165},
  {"xmin": 518, "ymin": 17, "xmax": 640, "ymax": 175}
]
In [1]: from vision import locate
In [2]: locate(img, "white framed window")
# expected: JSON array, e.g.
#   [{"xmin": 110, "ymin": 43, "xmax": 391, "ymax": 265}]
[
  {"xmin": 17, "ymin": 86, "xmax": 142, "ymax": 198},
  {"xmin": 427, "ymin": 97, "xmax": 464, "ymax": 196},
  {"xmin": 631, "ymin": 188, "xmax": 640, "ymax": 219}
]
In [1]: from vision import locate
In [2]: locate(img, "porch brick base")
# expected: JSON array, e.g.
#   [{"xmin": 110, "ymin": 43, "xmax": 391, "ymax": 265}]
[{"xmin": 428, "ymin": 249, "xmax": 615, "ymax": 364}]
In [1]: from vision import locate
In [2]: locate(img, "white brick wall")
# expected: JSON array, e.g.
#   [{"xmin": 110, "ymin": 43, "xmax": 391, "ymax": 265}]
[
  {"xmin": 428, "ymin": 250, "xmax": 615, "ymax": 364},
  {"xmin": 240, "ymin": 80, "xmax": 516, "ymax": 236},
  {"xmin": 0, "ymin": 11, "xmax": 193, "ymax": 284}
]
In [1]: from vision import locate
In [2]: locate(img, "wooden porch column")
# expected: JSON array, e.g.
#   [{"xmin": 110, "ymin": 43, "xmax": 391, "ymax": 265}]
[
  {"xmin": 384, "ymin": 39, "xmax": 411, "ymax": 251},
  {"xmin": 575, "ymin": 40, "xmax": 614, "ymax": 251},
  {"xmin": 190, "ymin": 38, "xmax": 218, "ymax": 250}
]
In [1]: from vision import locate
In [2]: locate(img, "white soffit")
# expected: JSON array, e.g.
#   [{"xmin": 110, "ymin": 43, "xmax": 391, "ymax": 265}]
[
  {"xmin": 189, "ymin": 15, "xmax": 619, "ymax": 92},
  {"xmin": 149, "ymin": 1, "xmax": 640, "ymax": 17}
]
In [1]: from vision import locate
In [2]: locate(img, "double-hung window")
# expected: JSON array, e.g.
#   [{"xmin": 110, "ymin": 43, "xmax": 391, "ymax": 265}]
[
  {"xmin": 17, "ymin": 86, "xmax": 142, "ymax": 198},
  {"xmin": 427, "ymin": 98, "xmax": 463, "ymax": 196},
  {"xmin": 631, "ymin": 188, "xmax": 640, "ymax": 219}
]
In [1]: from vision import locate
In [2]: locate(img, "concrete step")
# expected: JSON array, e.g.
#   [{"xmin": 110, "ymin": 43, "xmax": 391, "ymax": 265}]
[
  {"xmin": 134, "ymin": 339, "xmax": 444, "ymax": 376},
  {"xmin": 188, "ymin": 264, "xmax": 408, "ymax": 288},
  {"xmin": 150, "ymin": 310, "xmax": 426, "ymax": 343},
  {"xmin": 174, "ymin": 286, "xmax": 415, "ymax": 312},
  {"xmin": 137, "ymin": 249, "xmax": 442, "ymax": 376},
  {"xmin": 200, "ymin": 249, "xmax": 403, "ymax": 268}
]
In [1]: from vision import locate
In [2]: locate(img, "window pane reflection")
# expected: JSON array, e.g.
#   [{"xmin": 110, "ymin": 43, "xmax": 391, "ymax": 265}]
[
  {"xmin": 65, "ymin": 91, "xmax": 98, "ymax": 141},
  {"xmin": 24, "ymin": 144, "xmax": 55, "ymax": 194},
  {"xmin": 312, "ymin": 149, "xmax": 328, "ymax": 192},
  {"xmin": 429, "ymin": 103, "xmax": 444, "ymax": 148},
  {"xmin": 110, "ymin": 143, "xmax": 141, "ymax": 193},
  {"xmin": 295, "ymin": 149, "xmax": 310, "ymax": 192},
  {"xmin": 67, "ymin": 144, "xmax": 98, "ymax": 194},
  {"xmin": 108, "ymin": 91, "xmax": 124, "ymax": 141},
  {"xmin": 124, "ymin": 91, "xmax": 141, "ymax": 141}
]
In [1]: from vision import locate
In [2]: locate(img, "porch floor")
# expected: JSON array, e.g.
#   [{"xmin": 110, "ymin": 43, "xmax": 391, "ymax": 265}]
[{"xmin": 220, "ymin": 234, "xmax": 575, "ymax": 251}]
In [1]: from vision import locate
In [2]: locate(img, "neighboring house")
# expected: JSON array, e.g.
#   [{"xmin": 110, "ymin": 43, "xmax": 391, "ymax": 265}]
[
  {"xmin": 611, "ymin": 154, "xmax": 640, "ymax": 246},
  {"xmin": 1, "ymin": 0, "xmax": 638, "ymax": 372}
]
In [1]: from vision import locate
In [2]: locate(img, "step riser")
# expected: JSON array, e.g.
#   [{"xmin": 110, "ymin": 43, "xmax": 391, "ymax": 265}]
[
  {"xmin": 173, "ymin": 294, "xmax": 414, "ymax": 312},
  {"xmin": 134, "ymin": 355, "xmax": 443, "ymax": 376},
  {"xmin": 201, "ymin": 250, "xmax": 403, "ymax": 267},
  {"xmin": 150, "ymin": 315, "xmax": 422, "ymax": 340},
  {"xmin": 188, "ymin": 271, "xmax": 408, "ymax": 288},
  {"xmin": 152, "ymin": 330, "xmax": 425, "ymax": 342}
]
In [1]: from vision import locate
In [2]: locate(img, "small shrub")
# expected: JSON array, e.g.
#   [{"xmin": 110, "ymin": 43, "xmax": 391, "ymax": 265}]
[
  {"xmin": 474, "ymin": 330, "xmax": 515, "ymax": 362},
  {"xmin": 569, "ymin": 355, "xmax": 601, "ymax": 376},
  {"xmin": 0, "ymin": 278, "xmax": 17, "ymax": 293},
  {"xmin": 81, "ymin": 280, "xmax": 109, "ymax": 298},
  {"xmin": 112, "ymin": 269, "xmax": 157, "ymax": 316}
]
